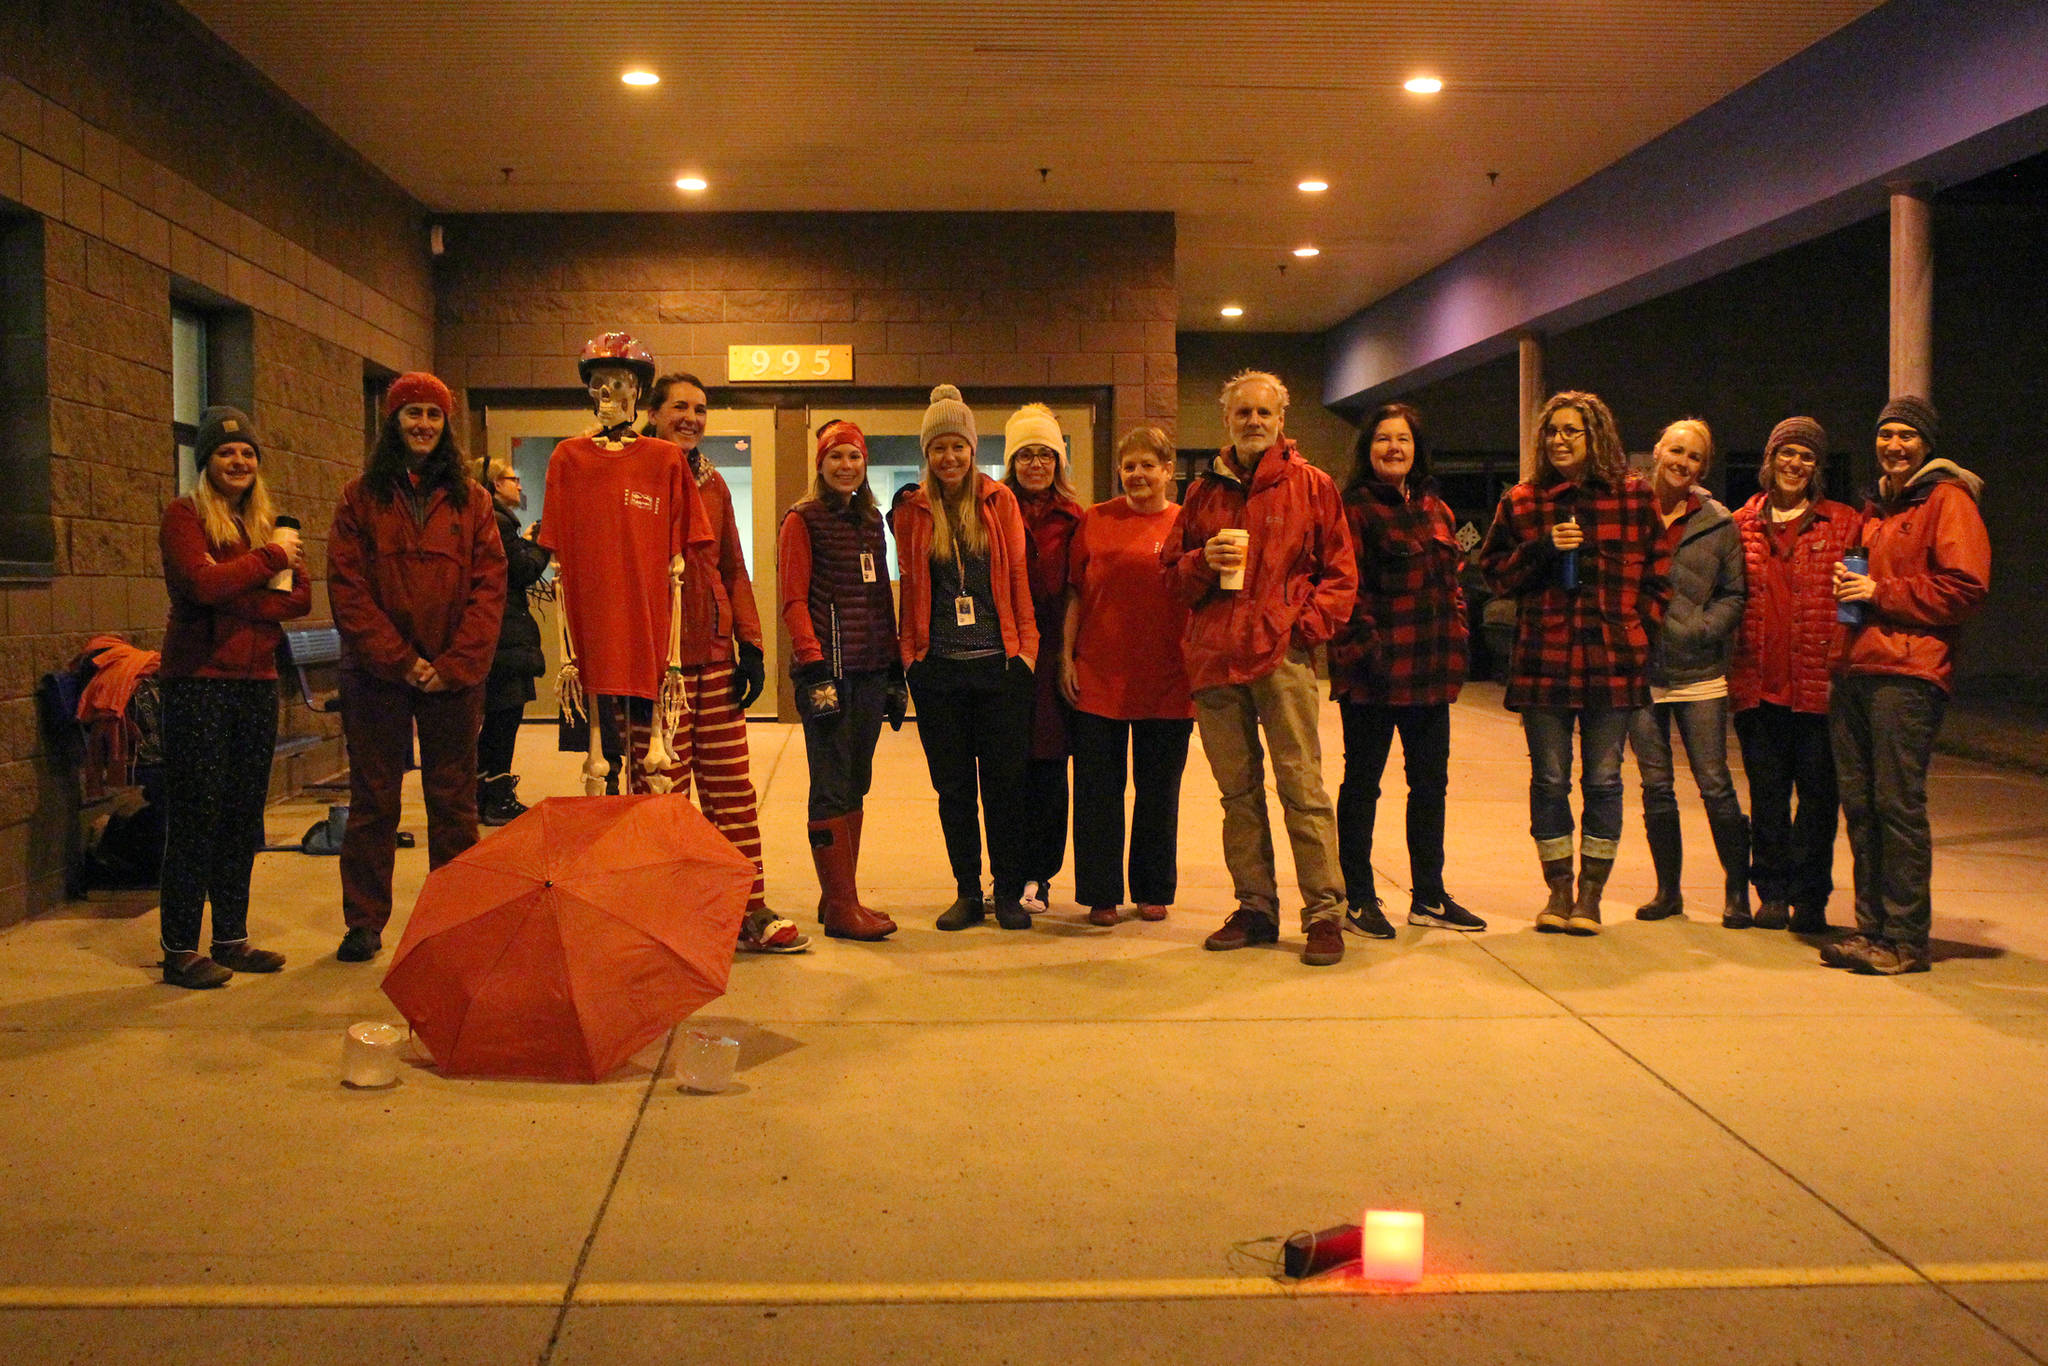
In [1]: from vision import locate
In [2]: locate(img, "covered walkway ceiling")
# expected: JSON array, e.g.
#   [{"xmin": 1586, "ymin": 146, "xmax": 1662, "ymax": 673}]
[{"xmin": 176, "ymin": 0, "xmax": 1875, "ymax": 331}]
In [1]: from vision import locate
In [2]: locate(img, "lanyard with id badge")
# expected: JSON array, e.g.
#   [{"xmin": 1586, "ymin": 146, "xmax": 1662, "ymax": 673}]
[{"xmin": 950, "ymin": 544, "xmax": 976, "ymax": 628}]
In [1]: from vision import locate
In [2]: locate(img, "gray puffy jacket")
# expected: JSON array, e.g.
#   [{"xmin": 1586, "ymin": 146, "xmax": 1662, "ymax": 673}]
[{"xmin": 1648, "ymin": 490, "xmax": 1746, "ymax": 688}]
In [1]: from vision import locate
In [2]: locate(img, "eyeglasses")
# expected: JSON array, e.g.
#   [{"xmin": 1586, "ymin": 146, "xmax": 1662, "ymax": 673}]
[
  {"xmin": 1013, "ymin": 450, "xmax": 1059, "ymax": 465},
  {"xmin": 1541, "ymin": 424, "xmax": 1587, "ymax": 441}
]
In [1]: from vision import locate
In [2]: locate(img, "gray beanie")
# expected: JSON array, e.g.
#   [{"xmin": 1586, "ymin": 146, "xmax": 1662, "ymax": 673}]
[
  {"xmin": 921, "ymin": 384, "xmax": 977, "ymax": 454},
  {"xmin": 193, "ymin": 405, "xmax": 262, "ymax": 468},
  {"xmin": 1877, "ymin": 395, "xmax": 1938, "ymax": 449}
]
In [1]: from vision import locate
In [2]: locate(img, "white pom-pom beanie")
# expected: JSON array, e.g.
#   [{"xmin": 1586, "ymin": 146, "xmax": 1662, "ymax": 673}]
[{"xmin": 921, "ymin": 384, "xmax": 977, "ymax": 455}]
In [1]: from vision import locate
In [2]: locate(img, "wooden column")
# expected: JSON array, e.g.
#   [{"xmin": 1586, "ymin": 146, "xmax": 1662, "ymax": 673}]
[
  {"xmin": 1517, "ymin": 331, "xmax": 1545, "ymax": 482},
  {"xmin": 1888, "ymin": 185, "xmax": 1933, "ymax": 400}
]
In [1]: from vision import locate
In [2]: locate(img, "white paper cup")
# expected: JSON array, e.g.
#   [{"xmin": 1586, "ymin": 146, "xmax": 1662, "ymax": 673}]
[
  {"xmin": 1215, "ymin": 528, "xmax": 1250, "ymax": 590},
  {"xmin": 678, "ymin": 1030, "xmax": 740, "ymax": 1094},
  {"xmin": 341, "ymin": 1021, "xmax": 404, "ymax": 1089}
]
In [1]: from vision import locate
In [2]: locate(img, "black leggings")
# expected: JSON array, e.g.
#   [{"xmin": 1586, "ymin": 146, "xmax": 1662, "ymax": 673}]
[
  {"xmin": 477, "ymin": 704, "xmax": 524, "ymax": 778},
  {"xmin": 158, "ymin": 677, "xmax": 276, "ymax": 952}
]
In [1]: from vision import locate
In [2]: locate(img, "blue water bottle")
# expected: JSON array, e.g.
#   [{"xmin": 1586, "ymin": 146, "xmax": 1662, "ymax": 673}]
[
  {"xmin": 1837, "ymin": 547, "xmax": 1868, "ymax": 625},
  {"xmin": 1558, "ymin": 513, "xmax": 1579, "ymax": 590}
]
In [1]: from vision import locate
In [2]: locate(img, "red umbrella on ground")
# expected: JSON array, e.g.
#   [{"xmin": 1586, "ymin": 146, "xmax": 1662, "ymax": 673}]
[{"xmin": 382, "ymin": 795, "xmax": 754, "ymax": 1082}]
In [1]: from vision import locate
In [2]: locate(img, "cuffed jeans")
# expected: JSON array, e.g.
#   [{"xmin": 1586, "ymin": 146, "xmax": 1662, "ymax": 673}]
[
  {"xmin": 1522, "ymin": 707, "xmax": 1632, "ymax": 862},
  {"xmin": 1070, "ymin": 710, "xmax": 1193, "ymax": 909},
  {"xmin": 1337, "ymin": 701, "xmax": 1451, "ymax": 907},
  {"xmin": 1193, "ymin": 648, "xmax": 1345, "ymax": 929},
  {"xmin": 1734, "ymin": 703, "xmax": 1837, "ymax": 910},
  {"xmin": 1831, "ymin": 674, "xmax": 1946, "ymax": 945}
]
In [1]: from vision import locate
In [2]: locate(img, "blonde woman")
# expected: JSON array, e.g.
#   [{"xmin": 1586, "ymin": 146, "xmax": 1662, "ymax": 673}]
[
  {"xmin": 892, "ymin": 385, "xmax": 1039, "ymax": 931},
  {"xmin": 156, "ymin": 406, "xmax": 311, "ymax": 987}
]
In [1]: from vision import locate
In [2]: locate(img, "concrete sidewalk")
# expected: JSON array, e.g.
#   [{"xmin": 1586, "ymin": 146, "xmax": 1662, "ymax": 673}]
[{"xmin": 2, "ymin": 686, "xmax": 2046, "ymax": 1365}]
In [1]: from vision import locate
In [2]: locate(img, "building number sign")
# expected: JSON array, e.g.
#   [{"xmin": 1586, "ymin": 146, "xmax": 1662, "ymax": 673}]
[{"xmin": 727, "ymin": 344, "xmax": 853, "ymax": 383}]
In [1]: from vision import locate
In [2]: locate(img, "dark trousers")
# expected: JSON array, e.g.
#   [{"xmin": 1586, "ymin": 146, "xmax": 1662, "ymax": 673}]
[
  {"xmin": 1070, "ymin": 710, "xmax": 1194, "ymax": 908},
  {"xmin": 909, "ymin": 654, "xmax": 1033, "ymax": 899},
  {"xmin": 1522, "ymin": 707, "xmax": 1633, "ymax": 861},
  {"xmin": 1831, "ymin": 674, "xmax": 1946, "ymax": 945},
  {"xmin": 1337, "ymin": 701, "xmax": 1452, "ymax": 906},
  {"xmin": 1022, "ymin": 756, "xmax": 1069, "ymax": 889},
  {"xmin": 801, "ymin": 670, "xmax": 888, "ymax": 821},
  {"xmin": 339, "ymin": 670, "xmax": 484, "ymax": 932},
  {"xmin": 476, "ymin": 704, "xmax": 523, "ymax": 778},
  {"xmin": 158, "ymin": 678, "xmax": 276, "ymax": 952},
  {"xmin": 1734, "ymin": 703, "xmax": 1837, "ymax": 910}
]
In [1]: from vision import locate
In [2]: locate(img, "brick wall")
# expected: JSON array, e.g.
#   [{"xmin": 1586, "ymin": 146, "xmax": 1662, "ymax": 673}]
[
  {"xmin": 0, "ymin": 5, "xmax": 434, "ymax": 925},
  {"xmin": 432, "ymin": 211, "xmax": 1178, "ymax": 443}
]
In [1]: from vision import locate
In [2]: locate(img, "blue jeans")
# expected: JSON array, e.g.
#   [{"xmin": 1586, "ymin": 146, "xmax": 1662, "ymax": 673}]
[
  {"xmin": 1628, "ymin": 697, "xmax": 1743, "ymax": 826},
  {"xmin": 1522, "ymin": 708, "xmax": 1633, "ymax": 862}
]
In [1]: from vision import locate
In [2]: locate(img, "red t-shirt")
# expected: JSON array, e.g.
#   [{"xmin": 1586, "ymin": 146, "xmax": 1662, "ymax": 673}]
[
  {"xmin": 1067, "ymin": 499, "xmax": 1193, "ymax": 719},
  {"xmin": 536, "ymin": 434, "xmax": 712, "ymax": 699}
]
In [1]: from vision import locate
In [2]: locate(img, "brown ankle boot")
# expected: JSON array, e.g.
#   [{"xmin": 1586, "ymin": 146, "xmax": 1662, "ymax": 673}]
[
  {"xmin": 811, "ymin": 815, "xmax": 894, "ymax": 941},
  {"xmin": 1535, "ymin": 857, "xmax": 1575, "ymax": 932},
  {"xmin": 1569, "ymin": 856, "xmax": 1613, "ymax": 936}
]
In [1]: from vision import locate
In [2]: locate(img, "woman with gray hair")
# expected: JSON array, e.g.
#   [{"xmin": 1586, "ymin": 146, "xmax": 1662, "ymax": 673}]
[{"xmin": 1628, "ymin": 418, "xmax": 1749, "ymax": 926}]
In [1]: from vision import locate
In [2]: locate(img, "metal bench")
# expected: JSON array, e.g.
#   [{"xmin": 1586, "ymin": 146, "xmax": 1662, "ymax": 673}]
[{"xmin": 281, "ymin": 626, "xmax": 343, "ymax": 714}]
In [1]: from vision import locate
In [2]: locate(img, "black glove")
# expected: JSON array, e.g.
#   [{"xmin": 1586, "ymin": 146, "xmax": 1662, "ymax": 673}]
[
  {"xmin": 733, "ymin": 641, "xmax": 766, "ymax": 709},
  {"xmin": 885, "ymin": 662, "xmax": 909, "ymax": 731}
]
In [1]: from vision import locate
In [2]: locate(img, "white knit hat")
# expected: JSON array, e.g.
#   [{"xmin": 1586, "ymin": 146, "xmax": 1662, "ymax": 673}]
[
  {"xmin": 921, "ymin": 384, "xmax": 977, "ymax": 454},
  {"xmin": 1003, "ymin": 403, "xmax": 1065, "ymax": 464}
]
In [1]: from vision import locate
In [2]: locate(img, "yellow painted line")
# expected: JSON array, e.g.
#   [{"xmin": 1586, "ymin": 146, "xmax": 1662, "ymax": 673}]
[{"xmin": 4, "ymin": 1263, "xmax": 2046, "ymax": 1310}]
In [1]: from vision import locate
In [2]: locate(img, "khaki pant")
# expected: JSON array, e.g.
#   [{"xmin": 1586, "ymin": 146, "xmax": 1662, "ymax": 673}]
[{"xmin": 1193, "ymin": 648, "xmax": 1345, "ymax": 929}]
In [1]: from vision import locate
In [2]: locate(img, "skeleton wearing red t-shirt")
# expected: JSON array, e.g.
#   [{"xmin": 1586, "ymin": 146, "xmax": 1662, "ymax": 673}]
[{"xmin": 537, "ymin": 334, "xmax": 712, "ymax": 797}]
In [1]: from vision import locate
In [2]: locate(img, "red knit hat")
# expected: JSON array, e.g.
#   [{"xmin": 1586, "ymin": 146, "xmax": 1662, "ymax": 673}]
[
  {"xmin": 815, "ymin": 419, "xmax": 868, "ymax": 468},
  {"xmin": 382, "ymin": 372, "xmax": 454, "ymax": 420}
]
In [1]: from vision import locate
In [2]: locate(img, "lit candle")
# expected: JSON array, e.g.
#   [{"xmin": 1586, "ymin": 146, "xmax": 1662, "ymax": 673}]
[{"xmin": 1361, "ymin": 1209, "xmax": 1424, "ymax": 1283}]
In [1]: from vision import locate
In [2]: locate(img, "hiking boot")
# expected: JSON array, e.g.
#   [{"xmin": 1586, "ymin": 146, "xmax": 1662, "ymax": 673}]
[
  {"xmin": 1301, "ymin": 919, "xmax": 1345, "ymax": 966},
  {"xmin": 1409, "ymin": 893, "xmax": 1485, "ymax": 932},
  {"xmin": 935, "ymin": 896, "xmax": 986, "ymax": 931},
  {"xmin": 1820, "ymin": 933, "xmax": 1879, "ymax": 969},
  {"xmin": 210, "ymin": 941, "xmax": 285, "ymax": 973},
  {"xmin": 479, "ymin": 775, "xmax": 528, "ymax": 827},
  {"xmin": 1788, "ymin": 904, "xmax": 1831, "ymax": 935},
  {"xmin": 336, "ymin": 927, "xmax": 382, "ymax": 962},
  {"xmin": 1850, "ymin": 939, "xmax": 1931, "ymax": 976},
  {"xmin": 991, "ymin": 897, "xmax": 1033, "ymax": 930},
  {"xmin": 1344, "ymin": 897, "xmax": 1396, "ymax": 939},
  {"xmin": 1535, "ymin": 857, "xmax": 1575, "ymax": 933},
  {"xmin": 1753, "ymin": 900, "xmax": 1791, "ymax": 931},
  {"xmin": 162, "ymin": 950, "xmax": 231, "ymax": 989},
  {"xmin": 1204, "ymin": 908, "xmax": 1279, "ymax": 951},
  {"xmin": 1087, "ymin": 906, "xmax": 1121, "ymax": 927}
]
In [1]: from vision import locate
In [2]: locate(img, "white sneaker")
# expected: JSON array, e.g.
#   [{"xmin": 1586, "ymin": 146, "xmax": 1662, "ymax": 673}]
[{"xmin": 1019, "ymin": 880, "xmax": 1049, "ymax": 914}]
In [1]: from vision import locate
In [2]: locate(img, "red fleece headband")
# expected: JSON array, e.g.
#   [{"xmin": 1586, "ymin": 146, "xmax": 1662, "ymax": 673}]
[
  {"xmin": 816, "ymin": 420, "xmax": 868, "ymax": 467},
  {"xmin": 383, "ymin": 372, "xmax": 454, "ymax": 420}
]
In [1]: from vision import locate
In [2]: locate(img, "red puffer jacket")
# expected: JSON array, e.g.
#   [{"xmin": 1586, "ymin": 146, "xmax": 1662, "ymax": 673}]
[
  {"xmin": 1161, "ymin": 440, "xmax": 1356, "ymax": 693},
  {"xmin": 1729, "ymin": 494, "xmax": 1862, "ymax": 715},
  {"xmin": 1839, "ymin": 460, "xmax": 1990, "ymax": 695}
]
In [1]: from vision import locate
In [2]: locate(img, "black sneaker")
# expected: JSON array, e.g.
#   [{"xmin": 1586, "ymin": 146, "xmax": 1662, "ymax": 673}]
[
  {"xmin": 1409, "ymin": 894, "xmax": 1486, "ymax": 932},
  {"xmin": 1343, "ymin": 898, "xmax": 1397, "ymax": 939},
  {"xmin": 337, "ymin": 927, "xmax": 382, "ymax": 962}
]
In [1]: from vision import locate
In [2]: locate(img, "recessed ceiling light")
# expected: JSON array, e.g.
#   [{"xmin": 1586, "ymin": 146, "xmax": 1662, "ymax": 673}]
[
  {"xmin": 1292, "ymin": 246, "xmax": 1320, "ymax": 258},
  {"xmin": 675, "ymin": 176, "xmax": 708, "ymax": 192},
  {"xmin": 1220, "ymin": 305, "xmax": 1244, "ymax": 318},
  {"xmin": 622, "ymin": 70, "xmax": 660, "ymax": 87},
  {"xmin": 1404, "ymin": 76, "xmax": 1443, "ymax": 94},
  {"xmin": 1297, "ymin": 179, "xmax": 1328, "ymax": 193}
]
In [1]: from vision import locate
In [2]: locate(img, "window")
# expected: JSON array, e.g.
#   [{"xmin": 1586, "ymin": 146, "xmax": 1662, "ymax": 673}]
[
  {"xmin": 0, "ymin": 211, "xmax": 53, "ymax": 574},
  {"xmin": 171, "ymin": 304, "xmax": 207, "ymax": 492},
  {"xmin": 169, "ymin": 292, "xmax": 251, "ymax": 495}
]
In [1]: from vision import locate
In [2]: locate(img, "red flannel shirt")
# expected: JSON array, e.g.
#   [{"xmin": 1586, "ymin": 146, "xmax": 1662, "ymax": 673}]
[
  {"xmin": 1328, "ymin": 479, "xmax": 1467, "ymax": 706},
  {"xmin": 1478, "ymin": 472, "xmax": 1670, "ymax": 711}
]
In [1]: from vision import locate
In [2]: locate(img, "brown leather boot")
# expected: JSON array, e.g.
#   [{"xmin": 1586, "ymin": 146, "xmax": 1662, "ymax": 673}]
[
  {"xmin": 811, "ymin": 815, "xmax": 894, "ymax": 941},
  {"xmin": 1569, "ymin": 856, "xmax": 1613, "ymax": 936},
  {"xmin": 1535, "ymin": 857, "xmax": 1576, "ymax": 933}
]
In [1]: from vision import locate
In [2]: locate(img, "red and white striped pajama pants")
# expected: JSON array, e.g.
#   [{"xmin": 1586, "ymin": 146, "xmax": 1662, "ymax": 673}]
[{"xmin": 618, "ymin": 660, "xmax": 767, "ymax": 912}]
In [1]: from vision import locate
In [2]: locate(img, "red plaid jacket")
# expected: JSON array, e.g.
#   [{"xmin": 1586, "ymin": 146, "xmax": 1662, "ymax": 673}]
[
  {"xmin": 1478, "ymin": 473, "xmax": 1670, "ymax": 711},
  {"xmin": 1328, "ymin": 479, "xmax": 1467, "ymax": 706}
]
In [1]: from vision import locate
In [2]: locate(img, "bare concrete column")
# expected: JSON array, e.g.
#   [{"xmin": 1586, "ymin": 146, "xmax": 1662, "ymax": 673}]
[
  {"xmin": 1889, "ymin": 186, "xmax": 1933, "ymax": 400},
  {"xmin": 1517, "ymin": 332, "xmax": 1545, "ymax": 482}
]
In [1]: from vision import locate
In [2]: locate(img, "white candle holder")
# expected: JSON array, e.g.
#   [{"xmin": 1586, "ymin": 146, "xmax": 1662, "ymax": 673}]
[{"xmin": 341, "ymin": 1021, "xmax": 405, "ymax": 1089}]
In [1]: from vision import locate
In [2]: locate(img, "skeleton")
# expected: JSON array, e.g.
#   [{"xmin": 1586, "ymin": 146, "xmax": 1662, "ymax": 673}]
[{"xmin": 553, "ymin": 339, "xmax": 689, "ymax": 796}]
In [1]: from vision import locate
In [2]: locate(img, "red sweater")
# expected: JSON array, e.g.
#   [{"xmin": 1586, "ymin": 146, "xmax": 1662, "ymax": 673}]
[{"xmin": 158, "ymin": 497, "xmax": 312, "ymax": 680}]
